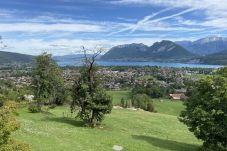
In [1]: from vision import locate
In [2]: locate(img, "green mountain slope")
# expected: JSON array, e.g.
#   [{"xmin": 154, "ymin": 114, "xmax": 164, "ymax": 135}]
[
  {"xmin": 148, "ymin": 40, "xmax": 195, "ymax": 59},
  {"xmin": 200, "ymin": 50, "xmax": 227, "ymax": 65},
  {"xmin": 101, "ymin": 41, "xmax": 196, "ymax": 62},
  {"xmin": 101, "ymin": 43, "xmax": 149, "ymax": 60},
  {"xmin": 0, "ymin": 51, "xmax": 33, "ymax": 64}
]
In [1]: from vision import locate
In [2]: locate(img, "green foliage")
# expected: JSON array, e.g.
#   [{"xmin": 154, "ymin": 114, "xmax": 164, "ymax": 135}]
[
  {"xmin": 120, "ymin": 97, "xmax": 132, "ymax": 108},
  {"xmin": 0, "ymin": 102, "xmax": 30, "ymax": 151},
  {"xmin": 0, "ymin": 100, "xmax": 3, "ymax": 107},
  {"xmin": 120, "ymin": 97, "xmax": 126, "ymax": 108},
  {"xmin": 0, "ymin": 95, "xmax": 6, "ymax": 107},
  {"xmin": 180, "ymin": 67, "xmax": 227, "ymax": 151},
  {"xmin": 132, "ymin": 83, "xmax": 165, "ymax": 98},
  {"xmin": 28, "ymin": 103, "xmax": 41, "ymax": 113},
  {"xmin": 31, "ymin": 53, "xmax": 65, "ymax": 111},
  {"xmin": 132, "ymin": 94, "xmax": 155, "ymax": 112},
  {"xmin": 147, "ymin": 101, "xmax": 155, "ymax": 112},
  {"xmin": 71, "ymin": 58, "xmax": 113, "ymax": 127}
]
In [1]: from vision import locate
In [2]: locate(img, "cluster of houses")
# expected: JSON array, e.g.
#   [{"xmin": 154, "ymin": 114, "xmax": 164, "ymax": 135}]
[
  {"xmin": 169, "ymin": 88, "xmax": 187, "ymax": 101},
  {"xmin": 0, "ymin": 66, "xmax": 212, "ymax": 102},
  {"xmin": 0, "ymin": 69, "xmax": 31, "ymax": 88}
]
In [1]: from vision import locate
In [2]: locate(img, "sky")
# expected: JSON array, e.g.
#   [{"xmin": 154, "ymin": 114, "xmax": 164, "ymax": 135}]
[{"xmin": 0, "ymin": 0, "xmax": 227, "ymax": 55}]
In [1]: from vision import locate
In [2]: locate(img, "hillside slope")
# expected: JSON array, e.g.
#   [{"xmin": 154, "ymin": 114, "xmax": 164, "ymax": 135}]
[
  {"xmin": 200, "ymin": 50, "xmax": 227, "ymax": 65},
  {"xmin": 15, "ymin": 106, "xmax": 201, "ymax": 151},
  {"xmin": 0, "ymin": 51, "xmax": 33, "ymax": 64}
]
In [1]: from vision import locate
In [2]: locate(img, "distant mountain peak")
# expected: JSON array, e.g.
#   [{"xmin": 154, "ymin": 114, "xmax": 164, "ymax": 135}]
[
  {"xmin": 176, "ymin": 36, "xmax": 227, "ymax": 55},
  {"xmin": 114, "ymin": 43, "xmax": 148, "ymax": 51},
  {"xmin": 196, "ymin": 36, "xmax": 227, "ymax": 44}
]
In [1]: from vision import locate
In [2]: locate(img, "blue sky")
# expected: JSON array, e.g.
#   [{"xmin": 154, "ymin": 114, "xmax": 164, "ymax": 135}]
[{"xmin": 0, "ymin": 0, "xmax": 227, "ymax": 55}]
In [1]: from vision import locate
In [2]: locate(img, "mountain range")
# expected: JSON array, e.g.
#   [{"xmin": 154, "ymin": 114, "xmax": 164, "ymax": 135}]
[
  {"xmin": 176, "ymin": 36, "xmax": 227, "ymax": 55},
  {"xmin": 1, "ymin": 36, "xmax": 227, "ymax": 65},
  {"xmin": 101, "ymin": 36, "xmax": 227, "ymax": 65},
  {"xmin": 101, "ymin": 40, "xmax": 195, "ymax": 62}
]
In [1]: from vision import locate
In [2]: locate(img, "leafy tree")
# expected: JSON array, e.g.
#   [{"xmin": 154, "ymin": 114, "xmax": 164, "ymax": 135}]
[
  {"xmin": 180, "ymin": 67, "xmax": 227, "ymax": 151},
  {"xmin": 0, "ymin": 101, "xmax": 30, "ymax": 151},
  {"xmin": 132, "ymin": 81, "xmax": 167, "ymax": 99},
  {"xmin": 132, "ymin": 94, "xmax": 155, "ymax": 112},
  {"xmin": 71, "ymin": 47, "xmax": 112, "ymax": 127},
  {"xmin": 31, "ymin": 53, "xmax": 65, "ymax": 111}
]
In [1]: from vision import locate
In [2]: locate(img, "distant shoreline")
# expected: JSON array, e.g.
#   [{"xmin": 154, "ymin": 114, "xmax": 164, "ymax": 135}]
[{"xmin": 57, "ymin": 60, "xmax": 223, "ymax": 69}]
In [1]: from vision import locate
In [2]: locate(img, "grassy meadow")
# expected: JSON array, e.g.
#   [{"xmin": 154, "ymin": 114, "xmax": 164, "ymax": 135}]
[{"xmin": 14, "ymin": 91, "xmax": 201, "ymax": 151}]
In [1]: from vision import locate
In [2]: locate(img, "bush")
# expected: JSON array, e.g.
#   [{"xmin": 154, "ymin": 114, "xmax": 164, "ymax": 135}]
[
  {"xmin": 132, "ymin": 94, "xmax": 155, "ymax": 112},
  {"xmin": 120, "ymin": 98, "xmax": 132, "ymax": 108},
  {"xmin": 0, "ymin": 99, "xmax": 4, "ymax": 107},
  {"xmin": 48, "ymin": 104, "xmax": 57, "ymax": 109},
  {"xmin": 120, "ymin": 98, "xmax": 126, "ymax": 108},
  {"xmin": 28, "ymin": 103, "xmax": 41, "ymax": 113},
  {"xmin": 0, "ymin": 95, "xmax": 7, "ymax": 107},
  {"xmin": 146, "ymin": 102, "xmax": 154, "ymax": 112},
  {"xmin": 0, "ymin": 101, "xmax": 31, "ymax": 150}
]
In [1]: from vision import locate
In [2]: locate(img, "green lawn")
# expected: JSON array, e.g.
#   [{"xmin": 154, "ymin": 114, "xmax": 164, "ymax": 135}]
[
  {"xmin": 14, "ymin": 106, "xmax": 201, "ymax": 151},
  {"xmin": 153, "ymin": 99, "xmax": 185, "ymax": 116}
]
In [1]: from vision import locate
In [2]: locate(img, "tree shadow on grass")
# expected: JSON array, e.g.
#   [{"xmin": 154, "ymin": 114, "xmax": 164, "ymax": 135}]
[
  {"xmin": 43, "ymin": 117, "xmax": 85, "ymax": 127},
  {"xmin": 132, "ymin": 135, "xmax": 200, "ymax": 151}
]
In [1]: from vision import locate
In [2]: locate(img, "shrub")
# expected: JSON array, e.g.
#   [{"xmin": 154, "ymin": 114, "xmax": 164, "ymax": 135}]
[
  {"xmin": 146, "ymin": 101, "xmax": 155, "ymax": 112},
  {"xmin": 0, "ymin": 101, "xmax": 31, "ymax": 151},
  {"xmin": 120, "ymin": 98, "xmax": 126, "ymax": 108},
  {"xmin": 28, "ymin": 103, "xmax": 41, "ymax": 113},
  {"xmin": 0, "ymin": 95, "xmax": 7, "ymax": 107},
  {"xmin": 0, "ymin": 99, "xmax": 4, "ymax": 107},
  {"xmin": 132, "ymin": 94, "xmax": 155, "ymax": 112},
  {"xmin": 48, "ymin": 104, "xmax": 57, "ymax": 109}
]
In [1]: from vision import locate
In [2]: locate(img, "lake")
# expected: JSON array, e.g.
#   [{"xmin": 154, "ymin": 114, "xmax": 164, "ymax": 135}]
[{"xmin": 57, "ymin": 60, "xmax": 223, "ymax": 68}]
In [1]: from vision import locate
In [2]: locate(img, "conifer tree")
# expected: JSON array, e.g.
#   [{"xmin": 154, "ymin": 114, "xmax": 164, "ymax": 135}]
[{"xmin": 71, "ymin": 47, "xmax": 112, "ymax": 127}]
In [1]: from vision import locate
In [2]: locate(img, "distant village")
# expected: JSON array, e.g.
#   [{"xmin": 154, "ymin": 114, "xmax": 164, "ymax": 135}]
[{"xmin": 0, "ymin": 65, "xmax": 214, "ymax": 101}]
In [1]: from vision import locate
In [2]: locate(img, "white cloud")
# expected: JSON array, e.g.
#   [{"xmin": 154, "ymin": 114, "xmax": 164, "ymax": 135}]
[
  {"xmin": 2, "ymin": 36, "xmax": 197, "ymax": 56},
  {"xmin": 112, "ymin": 0, "xmax": 227, "ymax": 29},
  {"xmin": 111, "ymin": 7, "xmax": 202, "ymax": 35},
  {"xmin": 0, "ymin": 23, "xmax": 106, "ymax": 33}
]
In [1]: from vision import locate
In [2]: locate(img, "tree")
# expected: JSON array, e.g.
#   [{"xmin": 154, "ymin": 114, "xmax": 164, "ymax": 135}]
[
  {"xmin": 31, "ymin": 53, "xmax": 65, "ymax": 112},
  {"xmin": 0, "ymin": 101, "xmax": 30, "ymax": 151},
  {"xmin": 180, "ymin": 67, "xmax": 227, "ymax": 151},
  {"xmin": 132, "ymin": 94, "xmax": 155, "ymax": 112},
  {"xmin": 71, "ymin": 47, "xmax": 112, "ymax": 127}
]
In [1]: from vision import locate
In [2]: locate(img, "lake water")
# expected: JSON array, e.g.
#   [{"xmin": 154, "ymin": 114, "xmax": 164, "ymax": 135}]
[{"xmin": 57, "ymin": 60, "xmax": 223, "ymax": 68}]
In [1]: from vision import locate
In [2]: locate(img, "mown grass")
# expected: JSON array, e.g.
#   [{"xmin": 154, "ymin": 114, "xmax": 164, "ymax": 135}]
[
  {"xmin": 153, "ymin": 99, "xmax": 185, "ymax": 116},
  {"xmin": 13, "ymin": 91, "xmax": 201, "ymax": 151},
  {"xmin": 14, "ymin": 106, "xmax": 201, "ymax": 151}
]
